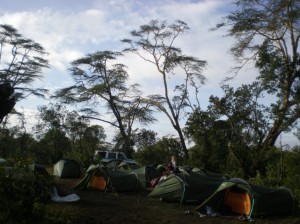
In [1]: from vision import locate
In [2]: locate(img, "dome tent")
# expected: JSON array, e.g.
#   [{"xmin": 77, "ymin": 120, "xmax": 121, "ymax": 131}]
[
  {"xmin": 149, "ymin": 171, "xmax": 294, "ymax": 219},
  {"xmin": 53, "ymin": 159, "xmax": 82, "ymax": 178},
  {"xmin": 194, "ymin": 177, "xmax": 294, "ymax": 219},
  {"xmin": 74, "ymin": 164, "xmax": 160, "ymax": 192}
]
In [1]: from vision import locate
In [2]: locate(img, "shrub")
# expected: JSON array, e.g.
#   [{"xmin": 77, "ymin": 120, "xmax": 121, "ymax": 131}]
[{"xmin": 0, "ymin": 160, "xmax": 51, "ymax": 224}]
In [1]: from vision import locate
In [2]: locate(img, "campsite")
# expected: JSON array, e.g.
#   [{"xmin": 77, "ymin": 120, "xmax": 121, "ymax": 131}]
[
  {"xmin": 1, "ymin": 1, "xmax": 300, "ymax": 223},
  {"xmin": 40, "ymin": 159, "xmax": 299, "ymax": 224},
  {"xmin": 46, "ymin": 189, "xmax": 300, "ymax": 224},
  {"xmin": 0, "ymin": 157, "xmax": 300, "ymax": 223}
]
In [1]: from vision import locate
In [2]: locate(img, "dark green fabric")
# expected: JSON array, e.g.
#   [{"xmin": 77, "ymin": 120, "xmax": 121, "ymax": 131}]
[
  {"xmin": 194, "ymin": 179, "xmax": 294, "ymax": 218},
  {"xmin": 73, "ymin": 164, "xmax": 105, "ymax": 190},
  {"xmin": 194, "ymin": 178, "xmax": 252, "ymax": 214},
  {"xmin": 74, "ymin": 165, "xmax": 160, "ymax": 192},
  {"xmin": 250, "ymin": 184, "xmax": 294, "ymax": 217},
  {"xmin": 148, "ymin": 171, "xmax": 227, "ymax": 203},
  {"xmin": 53, "ymin": 159, "xmax": 81, "ymax": 178},
  {"xmin": 149, "ymin": 171, "xmax": 294, "ymax": 218},
  {"xmin": 106, "ymin": 168, "xmax": 144, "ymax": 191}
]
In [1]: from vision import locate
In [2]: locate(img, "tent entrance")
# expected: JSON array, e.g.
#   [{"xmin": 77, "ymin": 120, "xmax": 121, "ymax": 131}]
[
  {"xmin": 223, "ymin": 188, "xmax": 251, "ymax": 215},
  {"xmin": 90, "ymin": 175, "xmax": 106, "ymax": 191}
]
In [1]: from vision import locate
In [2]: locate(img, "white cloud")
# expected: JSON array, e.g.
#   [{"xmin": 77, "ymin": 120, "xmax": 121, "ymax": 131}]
[
  {"xmin": 0, "ymin": 0, "xmax": 236, "ymax": 130},
  {"xmin": 2, "ymin": 0, "xmax": 295, "ymax": 145}
]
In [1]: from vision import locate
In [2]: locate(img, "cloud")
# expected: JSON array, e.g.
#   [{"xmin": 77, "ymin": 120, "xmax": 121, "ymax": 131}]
[{"xmin": 0, "ymin": 0, "xmax": 274, "ymax": 142}]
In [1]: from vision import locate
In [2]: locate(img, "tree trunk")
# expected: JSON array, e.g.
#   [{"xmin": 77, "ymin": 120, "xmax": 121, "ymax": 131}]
[{"xmin": 173, "ymin": 120, "xmax": 189, "ymax": 161}]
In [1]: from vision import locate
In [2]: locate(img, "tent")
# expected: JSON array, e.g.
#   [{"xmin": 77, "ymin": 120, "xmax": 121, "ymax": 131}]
[
  {"xmin": 194, "ymin": 178, "xmax": 294, "ymax": 218},
  {"xmin": 149, "ymin": 170, "xmax": 294, "ymax": 219},
  {"xmin": 74, "ymin": 164, "xmax": 160, "ymax": 192},
  {"xmin": 148, "ymin": 169, "xmax": 228, "ymax": 204},
  {"xmin": 104, "ymin": 159, "xmax": 140, "ymax": 170},
  {"xmin": 53, "ymin": 159, "xmax": 82, "ymax": 178},
  {"xmin": 74, "ymin": 165, "xmax": 108, "ymax": 191}
]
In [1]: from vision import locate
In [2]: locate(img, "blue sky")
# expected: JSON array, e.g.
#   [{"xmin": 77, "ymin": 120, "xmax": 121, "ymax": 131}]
[{"xmin": 0, "ymin": 0, "xmax": 298, "ymax": 147}]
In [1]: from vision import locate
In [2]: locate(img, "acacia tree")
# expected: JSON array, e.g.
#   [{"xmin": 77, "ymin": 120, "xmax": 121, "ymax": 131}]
[
  {"xmin": 216, "ymin": 0, "xmax": 300, "ymax": 155},
  {"xmin": 122, "ymin": 20, "xmax": 207, "ymax": 160},
  {"xmin": 0, "ymin": 24, "xmax": 49, "ymax": 123},
  {"xmin": 54, "ymin": 51, "xmax": 155, "ymax": 157}
]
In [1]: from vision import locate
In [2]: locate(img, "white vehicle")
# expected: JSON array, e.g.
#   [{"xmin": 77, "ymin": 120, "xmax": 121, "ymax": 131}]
[{"xmin": 94, "ymin": 150, "xmax": 137, "ymax": 165}]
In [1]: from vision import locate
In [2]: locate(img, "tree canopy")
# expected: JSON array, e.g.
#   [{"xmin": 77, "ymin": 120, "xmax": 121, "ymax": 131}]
[
  {"xmin": 0, "ymin": 24, "xmax": 49, "ymax": 123},
  {"xmin": 122, "ymin": 20, "xmax": 207, "ymax": 160},
  {"xmin": 54, "ymin": 51, "xmax": 155, "ymax": 157},
  {"xmin": 215, "ymin": 0, "xmax": 300, "ymax": 151}
]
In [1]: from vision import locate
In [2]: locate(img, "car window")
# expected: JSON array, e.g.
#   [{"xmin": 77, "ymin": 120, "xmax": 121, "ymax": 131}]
[
  {"xmin": 95, "ymin": 151, "xmax": 106, "ymax": 158},
  {"xmin": 119, "ymin": 153, "xmax": 126, "ymax": 159},
  {"xmin": 108, "ymin": 152, "xmax": 116, "ymax": 159},
  {"xmin": 99, "ymin": 152, "xmax": 106, "ymax": 158},
  {"xmin": 118, "ymin": 153, "xmax": 127, "ymax": 160}
]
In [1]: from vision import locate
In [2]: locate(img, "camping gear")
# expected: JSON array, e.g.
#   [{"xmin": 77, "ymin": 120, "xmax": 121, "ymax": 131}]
[
  {"xmin": 148, "ymin": 169, "xmax": 229, "ymax": 204},
  {"xmin": 53, "ymin": 159, "xmax": 82, "ymax": 178},
  {"xmin": 74, "ymin": 164, "xmax": 108, "ymax": 191},
  {"xmin": 51, "ymin": 186, "xmax": 80, "ymax": 203},
  {"xmin": 149, "ymin": 170, "xmax": 294, "ymax": 218},
  {"xmin": 193, "ymin": 177, "xmax": 294, "ymax": 218},
  {"xmin": 74, "ymin": 164, "xmax": 160, "ymax": 192}
]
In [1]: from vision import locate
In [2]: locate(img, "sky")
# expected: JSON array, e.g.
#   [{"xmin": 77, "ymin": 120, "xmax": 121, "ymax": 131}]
[{"xmin": 0, "ymin": 0, "xmax": 298, "ymax": 147}]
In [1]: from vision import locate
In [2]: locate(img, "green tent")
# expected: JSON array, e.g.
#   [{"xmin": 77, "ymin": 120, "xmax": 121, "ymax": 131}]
[
  {"xmin": 149, "ymin": 171, "xmax": 294, "ymax": 218},
  {"xmin": 194, "ymin": 178, "xmax": 294, "ymax": 218},
  {"xmin": 248, "ymin": 184, "xmax": 294, "ymax": 217},
  {"xmin": 53, "ymin": 159, "xmax": 82, "ymax": 178},
  {"xmin": 74, "ymin": 164, "xmax": 109, "ymax": 191},
  {"xmin": 148, "ymin": 170, "xmax": 228, "ymax": 204},
  {"xmin": 74, "ymin": 165, "xmax": 160, "ymax": 192}
]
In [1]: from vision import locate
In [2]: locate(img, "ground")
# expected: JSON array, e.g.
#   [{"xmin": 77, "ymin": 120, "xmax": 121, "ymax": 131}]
[{"xmin": 46, "ymin": 188, "xmax": 300, "ymax": 224}]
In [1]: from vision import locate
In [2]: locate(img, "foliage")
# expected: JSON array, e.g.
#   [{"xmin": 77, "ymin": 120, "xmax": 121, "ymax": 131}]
[
  {"xmin": 0, "ymin": 24, "xmax": 49, "ymax": 123},
  {"xmin": 34, "ymin": 104, "xmax": 107, "ymax": 165},
  {"xmin": 122, "ymin": 20, "xmax": 207, "ymax": 160},
  {"xmin": 133, "ymin": 137, "xmax": 184, "ymax": 166},
  {"xmin": 250, "ymin": 147, "xmax": 300, "ymax": 203},
  {"xmin": 206, "ymin": 84, "xmax": 270, "ymax": 176},
  {"xmin": 0, "ymin": 126, "xmax": 39, "ymax": 160},
  {"xmin": 0, "ymin": 128, "xmax": 19, "ymax": 158},
  {"xmin": 38, "ymin": 129, "xmax": 71, "ymax": 163},
  {"xmin": 70, "ymin": 124, "xmax": 106, "ymax": 168},
  {"xmin": 0, "ymin": 82, "xmax": 15, "ymax": 123},
  {"xmin": 54, "ymin": 51, "xmax": 155, "ymax": 157},
  {"xmin": 184, "ymin": 108, "xmax": 226, "ymax": 170},
  {"xmin": 0, "ymin": 160, "xmax": 51, "ymax": 224},
  {"xmin": 184, "ymin": 107, "xmax": 252, "ymax": 176},
  {"xmin": 283, "ymin": 148, "xmax": 300, "ymax": 203},
  {"xmin": 133, "ymin": 128, "xmax": 158, "ymax": 149},
  {"xmin": 215, "ymin": 0, "xmax": 300, "ymax": 152}
]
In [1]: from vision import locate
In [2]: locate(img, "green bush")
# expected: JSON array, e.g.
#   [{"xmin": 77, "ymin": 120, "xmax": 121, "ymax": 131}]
[
  {"xmin": 0, "ymin": 161, "xmax": 51, "ymax": 224},
  {"xmin": 250, "ymin": 147, "xmax": 300, "ymax": 212}
]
